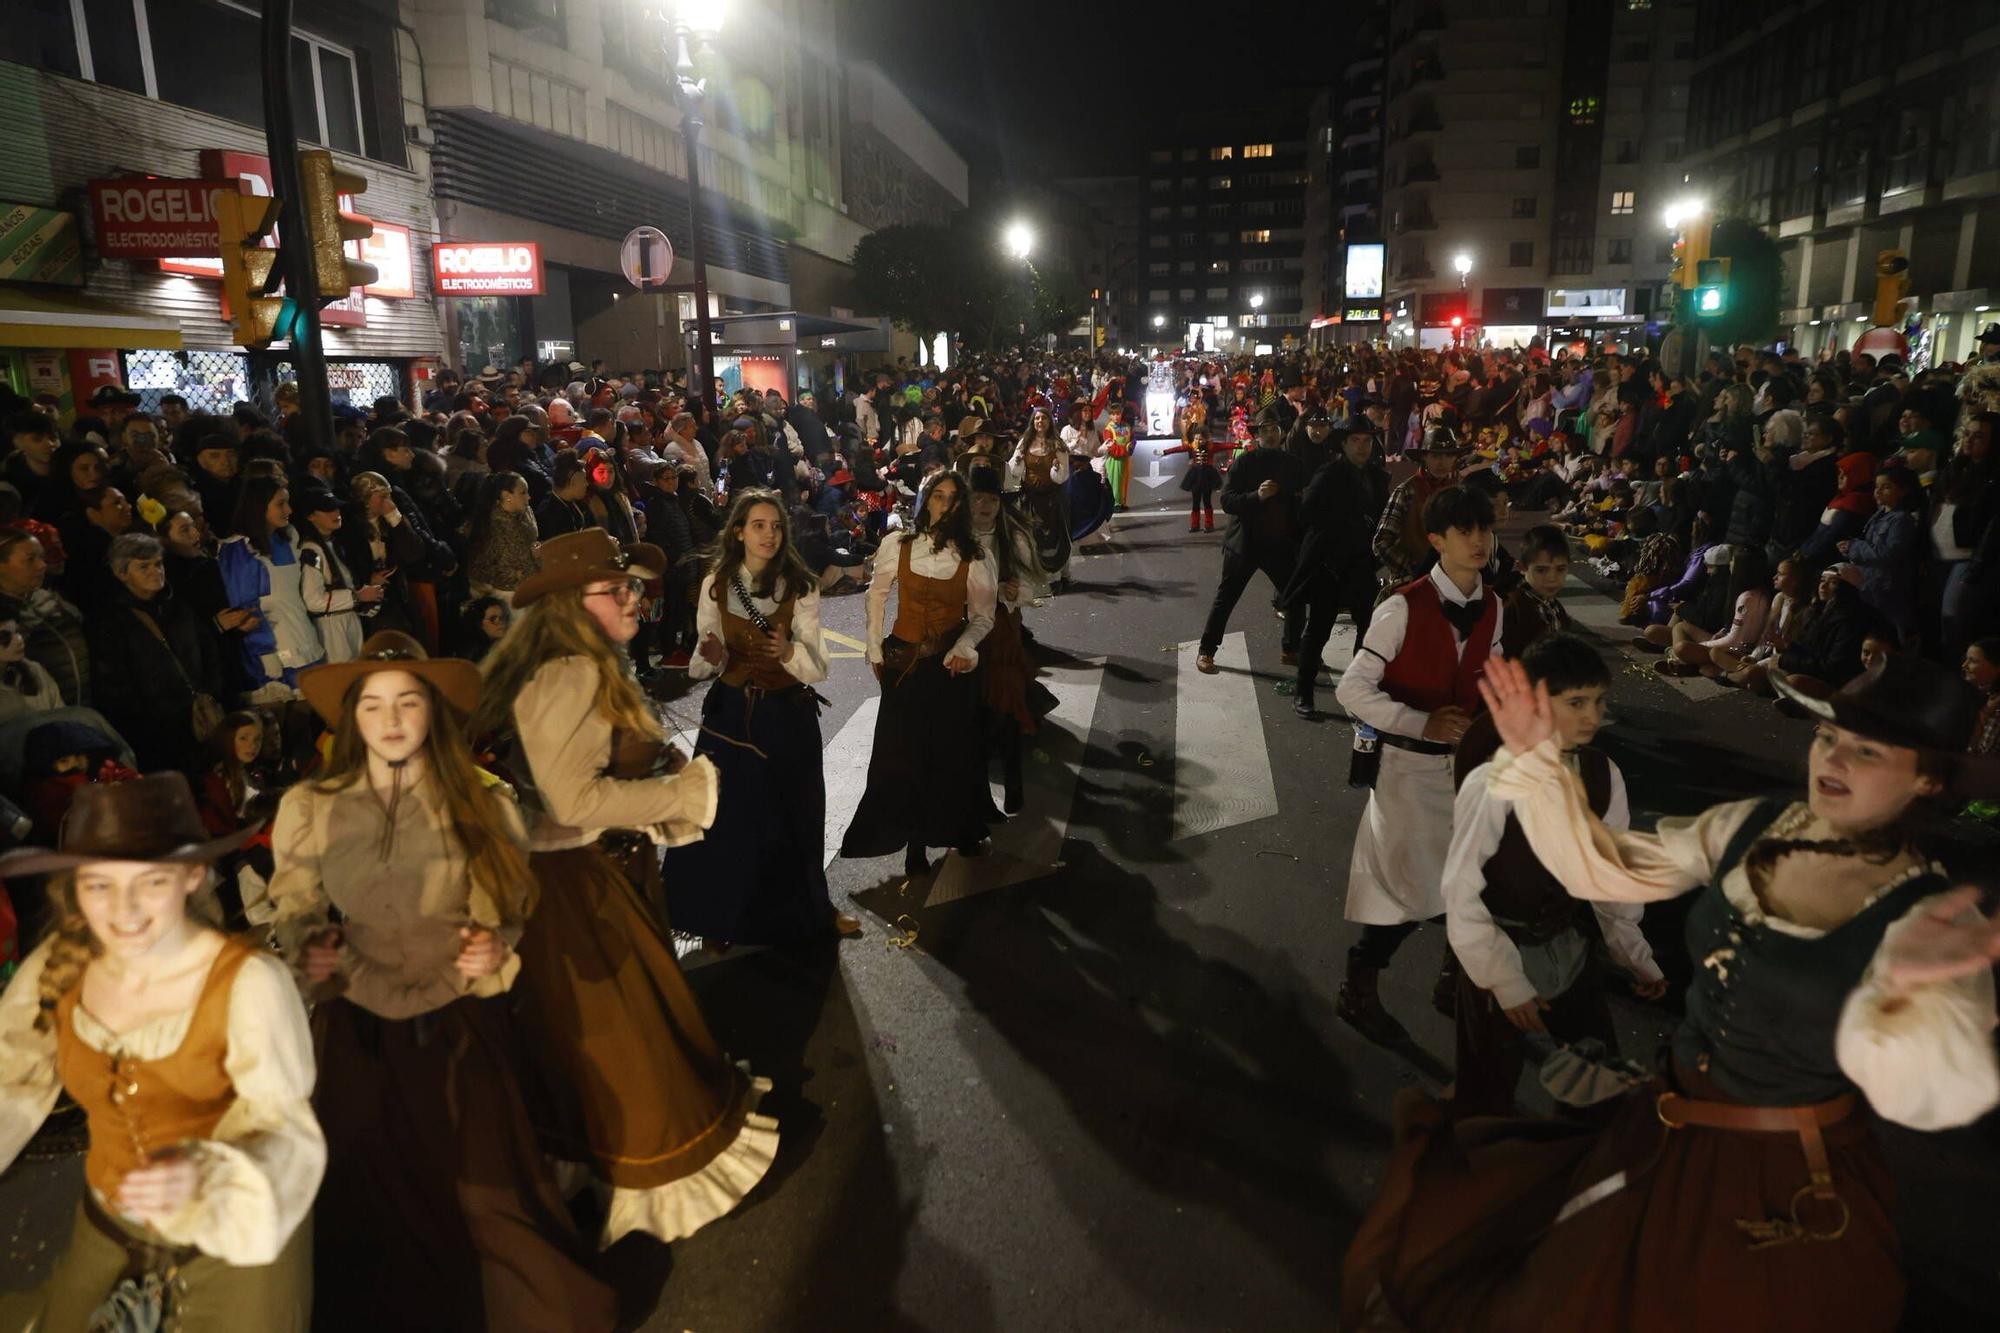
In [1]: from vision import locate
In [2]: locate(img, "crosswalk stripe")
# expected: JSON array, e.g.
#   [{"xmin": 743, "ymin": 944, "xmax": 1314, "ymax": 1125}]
[
  {"xmin": 1172, "ymin": 631, "xmax": 1280, "ymax": 841},
  {"xmin": 926, "ymin": 657, "xmax": 1106, "ymax": 904},
  {"xmin": 822, "ymin": 695, "xmax": 883, "ymax": 868}
]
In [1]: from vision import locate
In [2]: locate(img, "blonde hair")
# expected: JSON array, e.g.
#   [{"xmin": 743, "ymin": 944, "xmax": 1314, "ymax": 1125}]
[
  {"xmin": 34, "ymin": 866, "xmax": 215, "ymax": 1033},
  {"xmin": 314, "ymin": 674, "xmax": 539, "ymax": 921},
  {"xmin": 475, "ymin": 587, "xmax": 662, "ymax": 743}
]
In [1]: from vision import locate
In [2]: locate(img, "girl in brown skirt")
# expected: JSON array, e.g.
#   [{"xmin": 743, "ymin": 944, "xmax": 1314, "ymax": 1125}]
[
  {"xmin": 269, "ymin": 630, "xmax": 617, "ymax": 1331},
  {"xmin": 966, "ymin": 467, "xmax": 1054, "ymax": 815},
  {"xmin": 0, "ymin": 774, "xmax": 323, "ymax": 1332},
  {"xmin": 476, "ymin": 528, "xmax": 778, "ymax": 1247},
  {"xmin": 1343, "ymin": 653, "xmax": 2000, "ymax": 1333}
]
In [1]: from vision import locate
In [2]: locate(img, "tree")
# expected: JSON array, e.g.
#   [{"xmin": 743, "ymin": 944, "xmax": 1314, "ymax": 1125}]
[
  {"xmin": 1693, "ymin": 215, "xmax": 1784, "ymax": 348},
  {"xmin": 851, "ymin": 218, "xmax": 1091, "ymax": 351},
  {"xmin": 852, "ymin": 224, "xmax": 961, "ymax": 336}
]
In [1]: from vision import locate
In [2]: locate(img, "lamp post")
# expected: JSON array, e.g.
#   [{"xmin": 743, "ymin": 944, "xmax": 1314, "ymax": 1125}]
[
  {"xmin": 656, "ymin": 0, "xmax": 728, "ymax": 418},
  {"xmin": 1452, "ymin": 251, "xmax": 1472, "ymax": 347}
]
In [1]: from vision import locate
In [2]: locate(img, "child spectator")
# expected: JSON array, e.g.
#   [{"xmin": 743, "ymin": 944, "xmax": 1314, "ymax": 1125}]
[
  {"xmin": 1838, "ymin": 465, "xmax": 1920, "ymax": 644},
  {"xmin": 1710, "ymin": 557, "xmax": 1805, "ymax": 693},
  {"xmin": 1655, "ymin": 546, "xmax": 1770, "ymax": 679}
]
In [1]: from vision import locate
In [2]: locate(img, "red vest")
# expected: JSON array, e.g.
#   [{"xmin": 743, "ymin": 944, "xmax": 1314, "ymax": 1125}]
[{"xmin": 1379, "ymin": 575, "xmax": 1497, "ymax": 714}]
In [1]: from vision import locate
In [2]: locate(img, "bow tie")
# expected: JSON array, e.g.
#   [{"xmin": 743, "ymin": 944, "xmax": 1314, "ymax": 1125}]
[{"xmin": 1439, "ymin": 596, "xmax": 1486, "ymax": 637}]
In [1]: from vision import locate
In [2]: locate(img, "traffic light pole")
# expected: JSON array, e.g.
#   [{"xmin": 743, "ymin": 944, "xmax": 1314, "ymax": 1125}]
[{"xmin": 259, "ymin": 0, "xmax": 332, "ymax": 456}]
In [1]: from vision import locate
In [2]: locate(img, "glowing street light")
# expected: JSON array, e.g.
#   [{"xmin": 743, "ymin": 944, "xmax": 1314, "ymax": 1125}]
[
  {"xmin": 1249, "ymin": 292, "xmax": 1265, "ymax": 309},
  {"xmin": 1004, "ymin": 220, "xmax": 1034, "ymax": 260},
  {"xmin": 1452, "ymin": 252, "xmax": 1472, "ymax": 278},
  {"xmin": 1153, "ymin": 314, "xmax": 1166, "ymax": 328},
  {"xmin": 1662, "ymin": 196, "xmax": 1707, "ymax": 230}
]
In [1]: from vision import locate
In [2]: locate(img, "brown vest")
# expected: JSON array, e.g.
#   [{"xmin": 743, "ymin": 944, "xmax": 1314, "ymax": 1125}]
[
  {"xmin": 1023, "ymin": 445, "xmax": 1059, "ymax": 490},
  {"xmin": 714, "ymin": 578, "xmax": 800, "ymax": 691},
  {"xmin": 890, "ymin": 536, "xmax": 969, "ymax": 647},
  {"xmin": 1478, "ymin": 747, "xmax": 1614, "ymax": 943},
  {"xmin": 58, "ymin": 934, "xmax": 256, "ymax": 1203}
]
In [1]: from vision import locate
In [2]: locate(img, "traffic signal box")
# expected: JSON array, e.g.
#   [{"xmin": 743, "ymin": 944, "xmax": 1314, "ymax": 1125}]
[
  {"xmin": 215, "ymin": 191, "xmax": 291, "ymax": 348},
  {"xmin": 1873, "ymin": 249, "xmax": 1909, "ymax": 328},
  {"xmin": 1691, "ymin": 257, "xmax": 1732, "ymax": 317},
  {"xmin": 298, "ymin": 149, "xmax": 378, "ymax": 298}
]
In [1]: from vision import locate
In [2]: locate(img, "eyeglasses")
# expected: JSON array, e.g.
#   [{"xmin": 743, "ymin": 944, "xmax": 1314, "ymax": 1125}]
[{"xmin": 584, "ymin": 578, "xmax": 646, "ymax": 607}]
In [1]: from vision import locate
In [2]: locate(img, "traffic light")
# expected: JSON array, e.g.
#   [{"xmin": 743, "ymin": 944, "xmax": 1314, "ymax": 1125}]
[
  {"xmin": 1669, "ymin": 214, "xmax": 1713, "ymax": 289},
  {"xmin": 1690, "ymin": 257, "xmax": 1731, "ymax": 317},
  {"xmin": 298, "ymin": 149, "xmax": 378, "ymax": 300},
  {"xmin": 215, "ymin": 191, "xmax": 290, "ymax": 348},
  {"xmin": 1873, "ymin": 249, "xmax": 1909, "ymax": 327}
]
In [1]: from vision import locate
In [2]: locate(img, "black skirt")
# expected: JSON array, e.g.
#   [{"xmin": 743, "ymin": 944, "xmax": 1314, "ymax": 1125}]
[
  {"xmin": 662, "ymin": 679, "xmax": 833, "ymax": 943},
  {"xmin": 839, "ymin": 641, "xmax": 996, "ymax": 856},
  {"xmin": 310, "ymin": 995, "xmax": 618, "ymax": 1333},
  {"xmin": 1181, "ymin": 461, "xmax": 1221, "ymax": 493}
]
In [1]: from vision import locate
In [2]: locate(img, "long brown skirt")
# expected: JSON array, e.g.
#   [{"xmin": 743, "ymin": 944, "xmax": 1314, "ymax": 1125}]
[
  {"xmin": 516, "ymin": 844, "xmax": 758, "ymax": 1190},
  {"xmin": 311, "ymin": 995, "xmax": 617, "ymax": 1333},
  {"xmin": 1342, "ymin": 1072, "xmax": 1902, "ymax": 1333},
  {"xmin": 980, "ymin": 603, "xmax": 1037, "ymax": 733}
]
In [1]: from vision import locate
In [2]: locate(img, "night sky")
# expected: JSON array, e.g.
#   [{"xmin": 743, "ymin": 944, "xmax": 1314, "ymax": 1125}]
[{"xmin": 848, "ymin": 0, "xmax": 1343, "ymax": 196}]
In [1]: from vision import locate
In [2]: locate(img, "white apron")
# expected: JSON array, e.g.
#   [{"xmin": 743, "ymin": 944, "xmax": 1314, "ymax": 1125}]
[{"xmin": 1342, "ymin": 744, "xmax": 1455, "ymax": 926}]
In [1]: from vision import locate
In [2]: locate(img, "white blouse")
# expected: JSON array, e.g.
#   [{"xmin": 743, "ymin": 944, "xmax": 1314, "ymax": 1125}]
[
  {"xmin": 0, "ymin": 939, "xmax": 325, "ymax": 1265},
  {"xmin": 686, "ymin": 573, "xmax": 828, "ymax": 684},
  {"xmin": 1487, "ymin": 738, "xmax": 2000, "ymax": 1131},
  {"xmin": 863, "ymin": 533, "xmax": 999, "ymax": 667}
]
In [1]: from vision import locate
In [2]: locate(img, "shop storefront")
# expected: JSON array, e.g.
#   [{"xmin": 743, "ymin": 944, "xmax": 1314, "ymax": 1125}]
[
  {"xmin": 708, "ymin": 312, "xmax": 891, "ymax": 405},
  {"xmin": 434, "ymin": 241, "xmax": 546, "ymax": 373}
]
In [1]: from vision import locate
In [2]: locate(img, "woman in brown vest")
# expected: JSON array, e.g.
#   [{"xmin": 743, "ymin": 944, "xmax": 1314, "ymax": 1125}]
[
  {"xmin": 474, "ymin": 528, "xmax": 778, "ymax": 1248},
  {"xmin": 269, "ymin": 631, "xmax": 617, "ymax": 1331},
  {"xmin": 662, "ymin": 489, "xmax": 859, "ymax": 945},
  {"xmin": 0, "ymin": 774, "xmax": 322, "ymax": 1331},
  {"xmin": 840, "ymin": 470, "xmax": 1000, "ymax": 878}
]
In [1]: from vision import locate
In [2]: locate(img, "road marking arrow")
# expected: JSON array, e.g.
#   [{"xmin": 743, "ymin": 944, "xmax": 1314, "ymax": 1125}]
[
  {"xmin": 1136, "ymin": 437, "xmax": 1180, "ymax": 489},
  {"xmin": 821, "ymin": 627, "xmax": 869, "ymax": 660}
]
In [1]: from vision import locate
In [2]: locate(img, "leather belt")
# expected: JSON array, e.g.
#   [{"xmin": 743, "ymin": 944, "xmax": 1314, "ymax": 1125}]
[
  {"xmin": 1380, "ymin": 734, "xmax": 1453, "ymax": 756},
  {"xmin": 1655, "ymin": 1087, "xmax": 1858, "ymax": 1249}
]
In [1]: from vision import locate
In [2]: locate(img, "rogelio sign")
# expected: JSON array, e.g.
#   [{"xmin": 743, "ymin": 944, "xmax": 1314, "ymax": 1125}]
[
  {"xmin": 88, "ymin": 178, "xmax": 235, "ymax": 258},
  {"xmin": 432, "ymin": 243, "xmax": 543, "ymax": 295}
]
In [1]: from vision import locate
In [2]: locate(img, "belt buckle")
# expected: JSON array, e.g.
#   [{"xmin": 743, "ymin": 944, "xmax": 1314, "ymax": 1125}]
[{"xmin": 1655, "ymin": 1092, "xmax": 1687, "ymax": 1130}]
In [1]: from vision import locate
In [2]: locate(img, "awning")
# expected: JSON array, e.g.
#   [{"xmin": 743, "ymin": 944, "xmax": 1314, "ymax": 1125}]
[{"xmin": 0, "ymin": 287, "xmax": 183, "ymax": 350}]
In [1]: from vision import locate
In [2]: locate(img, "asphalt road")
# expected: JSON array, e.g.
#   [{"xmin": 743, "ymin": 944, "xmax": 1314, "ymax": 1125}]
[{"xmin": 1, "ymin": 481, "xmax": 1995, "ymax": 1332}]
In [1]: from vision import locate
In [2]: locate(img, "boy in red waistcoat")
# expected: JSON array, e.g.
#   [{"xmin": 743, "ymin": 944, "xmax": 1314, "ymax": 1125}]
[
  {"xmin": 1443, "ymin": 633, "xmax": 1665, "ymax": 1116},
  {"xmin": 1335, "ymin": 486, "xmax": 1502, "ymax": 1042}
]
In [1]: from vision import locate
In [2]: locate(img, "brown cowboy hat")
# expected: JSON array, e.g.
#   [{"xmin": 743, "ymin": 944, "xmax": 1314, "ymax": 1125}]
[
  {"xmin": 298, "ymin": 630, "xmax": 483, "ymax": 726},
  {"xmin": 0, "ymin": 773, "xmax": 257, "ymax": 876},
  {"xmin": 955, "ymin": 416, "xmax": 990, "ymax": 442},
  {"xmin": 1771, "ymin": 656, "xmax": 2000, "ymax": 796},
  {"xmin": 511, "ymin": 528, "xmax": 665, "ymax": 608}
]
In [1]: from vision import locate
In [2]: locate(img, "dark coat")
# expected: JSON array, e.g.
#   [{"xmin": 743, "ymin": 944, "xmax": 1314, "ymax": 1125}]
[
  {"xmin": 1219, "ymin": 444, "xmax": 1311, "ymax": 559},
  {"xmin": 1778, "ymin": 585, "xmax": 1874, "ymax": 686},
  {"xmin": 84, "ymin": 584, "xmax": 221, "ymax": 773}
]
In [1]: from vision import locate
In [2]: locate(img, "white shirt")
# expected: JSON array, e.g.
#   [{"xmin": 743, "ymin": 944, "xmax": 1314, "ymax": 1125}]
[
  {"xmin": 1444, "ymin": 756, "xmax": 1661, "ymax": 1010},
  {"xmin": 1931, "ymin": 501, "xmax": 1971, "ymax": 562},
  {"xmin": 1335, "ymin": 564, "xmax": 1506, "ymax": 741},
  {"xmin": 864, "ymin": 533, "xmax": 999, "ymax": 666},
  {"xmin": 1007, "ymin": 441, "xmax": 1071, "ymax": 490},
  {"xmin": 686, "ymin": 572, "xmax": 827, "ymax": 684},
  {"xmin": 663, "ymin": 435, "xmax": 715, "ymax": 498},
  {"xmin": 971, "ymin": 524, "xmax": 1048, "ymax": 608}
]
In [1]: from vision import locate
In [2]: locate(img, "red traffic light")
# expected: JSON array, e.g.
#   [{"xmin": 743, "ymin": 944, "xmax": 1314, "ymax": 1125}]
[{"xmin": 1450, "ymin": 315, "xmax": 1464, "ymax": 328}]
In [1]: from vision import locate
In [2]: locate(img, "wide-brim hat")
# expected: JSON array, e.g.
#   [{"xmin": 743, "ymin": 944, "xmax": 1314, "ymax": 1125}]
[
  {"xmin": 1771, "ymin": 656, "xmax": 2000, "ymax": 796},
  {"xmin": 956, "ymin": 416, "xmax": 989, "ymax": 441},
  {"xmin": 1414, "ymin": 426, "xmax": 1470, "ymax": 455},
  {"xmin": 0, "ymin": 772, "xmax": 256, "ymax": 876},
  {"xmin": 476, "ymin": 364, "xmax": 504, "ymax": 383},
  {"xmin": 1978, "ymin": 323, "xmax": 2000, "ymax": 345},
  {"xmin": 511, "ymin": 528, "xmax": 665, "ymax": 608},
  {"xmin": 298, "ymin": 630, "xmax": 482, "ymax": 726}
]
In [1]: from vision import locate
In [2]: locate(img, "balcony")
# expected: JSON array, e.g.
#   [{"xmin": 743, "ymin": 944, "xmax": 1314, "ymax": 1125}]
[
  {"xmin": 1404, "ymin": 157, "xmax": 1440, "ymax": 183},
  {"xmin": 1394, "ymin": 210, "xmax": 1438, "ymax": 234},
  {"xmin": 1396, "ymin": 260, "xmax": 1437, "ymax": 281},
  {"xmin": 1411, "ymin": 57, "xmax": 1445, "ymax": 86}
]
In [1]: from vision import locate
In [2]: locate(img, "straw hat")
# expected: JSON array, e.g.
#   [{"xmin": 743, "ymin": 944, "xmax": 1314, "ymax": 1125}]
[
  {"xmin": 297, "ymin": 630, "xmax": 482, "ymax": 726},
  {"xmin": 510, "ymin": 528, "xmax": 665, "ymax": 608}
]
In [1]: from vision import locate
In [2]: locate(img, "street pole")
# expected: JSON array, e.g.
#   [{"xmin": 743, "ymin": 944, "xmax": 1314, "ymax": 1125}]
[
  {"xmin": 258, "ymin": 0, "xmax": 331, "ymax": 454},
  {"xmin": 673, "ymin": 23, "xmax": 716, "ymax": 420}
]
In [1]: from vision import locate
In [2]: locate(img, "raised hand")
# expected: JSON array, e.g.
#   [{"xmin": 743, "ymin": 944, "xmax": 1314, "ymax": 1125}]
[
  {"xmin": 1477, "ymin": 656, "xmax": 1556, "ymax": 754},
  {"xmin": 1882, "ymin": 886, "xmax": 2000, "ymax": 990}
]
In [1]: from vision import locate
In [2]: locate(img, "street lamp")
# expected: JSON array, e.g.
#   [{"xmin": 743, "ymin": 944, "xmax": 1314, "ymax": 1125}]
[
  {"xmin": 1153, "ymin": 313, "xmax": 1166, "ymax": 328},
  {"xmin": 1453, "ymin": 252, "xmax": 1472, "ymax": 282},
  {"xmin": 1662, "ymin": 196, "xmax": 1707, "ymax": 230},
  {"xmin": 1005, "ymin": 220, "xmax": 1034, "ymax": 260},
  {"xmin": 1452, "ymin": 253, "xmax": 1473, "ymax": 348},
  {"xmin": 652, "ymin": 0, "xmax": 729, "ymax": 419}
]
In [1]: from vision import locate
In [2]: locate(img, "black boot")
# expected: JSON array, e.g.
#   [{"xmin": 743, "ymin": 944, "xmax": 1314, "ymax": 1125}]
[
  {"xmin": 1432, "ymin": 949, "xmax": 1462, "ymax": 1019},
  {"xmin": 904, "ymin": 841, "xmax": 930, "ymax": 878},
  {"xmin": 1294, "ymin": 685, "xmax": 1315, "ymax": 718},
  {"xmin": 1337, "ymin": 960, "xmax": 1410, "ymax": 1046}
]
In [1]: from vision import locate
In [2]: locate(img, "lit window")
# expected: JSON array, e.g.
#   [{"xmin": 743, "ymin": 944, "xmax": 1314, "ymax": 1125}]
[
  {"xmin": 1610, "ymin": 189, "xmax": 1636, "ymax": 215},
  {"xmin": 1244, "ymin": 143, "xmax": 1275, "ymax": 158},
  {"xmin": 1568, "ymin": 97, "xmax": 1600, "ymax": 125},
  {"xmin": 1210, "ymin": 146, "xmax": 1234, "ymax": 160},
  {"xmin": 1242, "ymin": 229, "xmax": 1272, "ymax": 243},
  {"xmin": 1214, "ymin": 177, "xmax": 1232, "ymax": 190}
]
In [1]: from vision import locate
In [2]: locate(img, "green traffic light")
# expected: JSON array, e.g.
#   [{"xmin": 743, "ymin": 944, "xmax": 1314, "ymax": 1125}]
[{"xmin": 1696, "ymin": 287, "xmax": 1724, "ymax": 314}]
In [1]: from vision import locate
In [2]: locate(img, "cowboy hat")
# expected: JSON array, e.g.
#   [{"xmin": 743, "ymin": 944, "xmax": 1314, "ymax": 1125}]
[
  {"xmin": 1771, "ymin": 656, "xmax": 2000, "ymax": 795},
  {"xmin": 1413, "ymin": 426, "xmax": 1471, "ymax": 455},
  {"xmin": 955, "ymin": 416, "xmax": 990, "ymax": 441},
  {"xmin": 475, "ymin": 364, "xmax": 504, "ymax": 383},
  {"xmin": 298, "ymin": 630, "xmax": 483, "ymax": 726},
  {"xmin": 511, "ymin": 528, "xmax": 665, "ymax": 608},
  {"xmin": 0, "ymin": 772, "xmax": 257, "ymax": 876}
]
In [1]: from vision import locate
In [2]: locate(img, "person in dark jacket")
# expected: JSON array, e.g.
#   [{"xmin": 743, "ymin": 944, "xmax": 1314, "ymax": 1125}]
[
  {"xmin": 1718, "ymin": 441, "xmax": 1773, "ymax": 551},
  {"xmin": 535, "ymin": 453, "xmax": 595, "ymax": 539},
  {"xmin": 1773, "ymin": 567, "xmax": 1877, "ymax": 697},
  {"xmin": 788, "ymin": 395, "xmax": 833, "ymax": 463},
  {"xmin": 335, "ymin": 471, "xmax": 434, "ymax": 646},
  {"xmin": 1195, "ymin": 417, "xmax": 1309, "ymax": 674},
  {"xmin": 86, "ymin": 532, "xmax": 221, "ymax": 774},
  {"xmin": 1282, "ymin": 419, "xmax": 1390, "ymax": 716}
]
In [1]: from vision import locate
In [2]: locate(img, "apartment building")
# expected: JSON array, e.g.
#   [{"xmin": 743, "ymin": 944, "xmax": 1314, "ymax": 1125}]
[{"xmin": 1307, "ymin": 5, "xmax": 1386, "ymax": 346}]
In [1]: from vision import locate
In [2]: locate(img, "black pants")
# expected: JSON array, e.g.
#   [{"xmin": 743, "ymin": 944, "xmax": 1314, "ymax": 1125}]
[
  {"xmin": 1188, "ymin": 485, "xmax": 1216, "ymax": 520},
  {"xmin": 1199, "ymin": 545, "xmax": 1300, "ymax": 656},
  {"xmin": 1293, "ymin": 567, "xmax": 1376, "ymax": 700},
  {"xmin": 1450, "ymin": 962, "xmax": 1617, "ymax": 1118},
  {"xmin": 1348, "ymin": 921, "xmax": 1422, "ymax": 970}
]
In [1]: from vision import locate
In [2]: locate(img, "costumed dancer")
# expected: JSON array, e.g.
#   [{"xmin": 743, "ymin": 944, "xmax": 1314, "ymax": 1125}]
[
  {"xmin": 1007, "ymin": 408, "xmax": 1073, "ymax": 584},
  {"xmin": 1333, "ymin": 485, "xmax": 1500, "ymax": 1040},
  {"xmin": 1282, "ymin": 416, "xmax": 1389, "ymax": 717},
  {"xmin": 663, "ymin": 490, "xmax": 860, "ymax": 945},
  {"xmin": 1064, "ymin": 413, "xmax": 1116, "ymax": 554},
  {"xmin": 0, "ymin": 775, "xmax": 323, "ymax": 1330},
  {"xmin": 1441, "ymin": 634, "xmax": 1664, "ymax": 1118},
  {"xmin": 1194, "ymin": 417, "xmax": 1306, "ymax": 676},
  {"xmin": 1100, "ymin": 402, "xmax": 1135, "ymax": 511},
  {"xmin": 475, "ymin": 528, "xmax": 778, "ymax": 1247},
  {"xmin": 1162, "ymin": 419, "xmax": 1236, "ymax": 533},
  {"xmin": 968, "ymin": 469, "xmax": 1054, "ymax": 815},
  {"xmin": 839, "ymin": 471, "xmax": 999, "ymax": 878},
  {"xmin": 1344, "ymin": 652, "xmax": 2000, "ymax": 1333},
  {"xmin": 270, "ymin": 632, "xmax": 617, "ymax": 1331},
  {"xmin": 1373, "ymin": 427, "xmax": 1473, "ymax": 596}
]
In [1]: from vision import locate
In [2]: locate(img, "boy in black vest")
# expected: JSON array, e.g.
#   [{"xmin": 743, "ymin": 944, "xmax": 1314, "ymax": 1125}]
[{"xmin": 1443, "ymin": 633, "xmax": 1666, "ymax": 1116}]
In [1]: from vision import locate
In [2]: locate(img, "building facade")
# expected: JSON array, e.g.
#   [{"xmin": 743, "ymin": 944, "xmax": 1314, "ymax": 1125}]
[
  {"xmin": 1314, "ymin": 8, "xmax": 1388, "ymax": 346},
  {"xmin": 1684, "ymin": 0, "xmax": 2000, "ymax": 363},
  {"xmin": 1140, "ymin": 97, "xmax": 1315, "ymax": 355},
  {"xmin": 0, "ymin": 0, "xmax": 443, "ymax": 416},
  {"xmin": 1380, "ymin": 0, "xmax": 1691, "ymax": 350}
]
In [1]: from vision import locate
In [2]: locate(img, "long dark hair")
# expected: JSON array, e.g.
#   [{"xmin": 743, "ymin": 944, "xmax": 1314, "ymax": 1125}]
[
  {"xmin": 229, "ymin": 476, "xmax": 291, "ymax": 555},
  {"xmin": 707, "ymin": 487, "xmax": 815, "ymax": 600},
  {"xmin": 464, "ymin": 470, "xmax": 526, "ymax": 558},
  {"xmin": 911, "ymin": 470, "xmax": 983, "ymax": 562},
  {"xmin": 1725, "ymin": 545, "xmax": 1770, "ymax": 603}
]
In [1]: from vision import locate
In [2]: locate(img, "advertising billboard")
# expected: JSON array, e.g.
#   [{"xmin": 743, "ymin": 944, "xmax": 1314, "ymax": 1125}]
[{"xmin": 1343, "ymin": 244, "xmax": 1385, "ymax": 301}]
